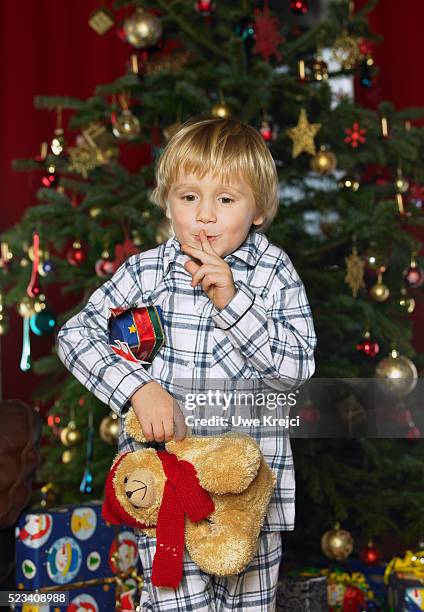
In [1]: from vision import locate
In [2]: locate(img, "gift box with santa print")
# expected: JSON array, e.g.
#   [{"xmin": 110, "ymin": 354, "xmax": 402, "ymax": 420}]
[{"xmin": 15, "ymin": 500, "xmax": 142, "ymax": 611}]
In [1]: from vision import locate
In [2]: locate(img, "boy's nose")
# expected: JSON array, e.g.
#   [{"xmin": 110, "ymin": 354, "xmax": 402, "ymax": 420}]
[{"xmin": 196, "ymin": 202, "xmax": 217, "ymax": 223}]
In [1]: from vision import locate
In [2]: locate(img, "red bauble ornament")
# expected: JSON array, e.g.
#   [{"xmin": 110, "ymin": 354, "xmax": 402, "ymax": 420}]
[
  {"xmin": 95, "ymin": 259, "xmax": 114, "ymax": 278},
  {"xmin": 404, "ymin": 262, "xmax": 424, "ymax": 288},
  {"xmin": 260, "ymin": 120, "xmax": 277, "ymax": 142},
  {"xmin": 344, "ymin": 122, "xmax": 367, "ymax": 148},
  {"xmin": 359, "ymin": 541, "xmax": 380, "ymax": 566},
  {"xmin": 194, "ymin": 0, "xmax": 215, "ymax": 16},
  {"xmin": 290, "ymin": 0, "xmax": 309, "ymax": 14},
  {"xmin": 356, "ymin": 332, "xmax": 379, "ymax": 358},
  {"xmin": 66, "ymin": 241, "xmax": 87, "ymax": 266},
  {"xmin": 299, "ymin": 401, "xmax": 320, "ymax": 424}
]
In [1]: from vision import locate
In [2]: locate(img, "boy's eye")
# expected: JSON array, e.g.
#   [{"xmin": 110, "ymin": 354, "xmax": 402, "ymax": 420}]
[{"xmin": 180, "ymin": 195, "xmax": 235, "ymax": 204}]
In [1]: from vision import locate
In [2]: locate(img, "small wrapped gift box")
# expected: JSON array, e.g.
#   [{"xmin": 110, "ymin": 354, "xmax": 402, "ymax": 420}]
[
  {"xmin": 277, "ymin": 574, "xmax": 328, "ymax": 611},
  {"xmin": 109, "ymin": 304, "xmax": 165, "ymax": 367}
]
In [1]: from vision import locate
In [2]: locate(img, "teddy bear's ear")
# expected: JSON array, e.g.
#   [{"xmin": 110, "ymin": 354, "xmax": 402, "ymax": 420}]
[{"xmin": 124, "ymin": 407, "xmax": 147, "ymax": 443}]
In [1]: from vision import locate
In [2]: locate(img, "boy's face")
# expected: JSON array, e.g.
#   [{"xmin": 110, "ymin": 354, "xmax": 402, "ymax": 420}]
[{"xmin": 165, "ymin": 170, "xmax": 264, "ymax": 258}]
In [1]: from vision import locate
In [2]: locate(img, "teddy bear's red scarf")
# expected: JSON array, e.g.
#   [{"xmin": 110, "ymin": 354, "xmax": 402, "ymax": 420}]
[{"xmin": 102, "ymin": 450, "xmax": 215, "ymax": 588}]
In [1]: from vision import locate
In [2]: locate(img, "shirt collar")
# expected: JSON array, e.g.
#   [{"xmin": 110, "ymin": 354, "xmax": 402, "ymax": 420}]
[{"xmin": 162, "ymin": 230, "xmax": 269, "ymax": 277}]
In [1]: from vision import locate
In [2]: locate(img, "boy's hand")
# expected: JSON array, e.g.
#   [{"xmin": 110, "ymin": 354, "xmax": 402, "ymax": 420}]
[
  {"xmin": 181, "ymin": 230, "xmax": 237, "ymax": 311},
  {"xmin": 130, "ymin": 382, "xmax": 187, "ymax": 443}
]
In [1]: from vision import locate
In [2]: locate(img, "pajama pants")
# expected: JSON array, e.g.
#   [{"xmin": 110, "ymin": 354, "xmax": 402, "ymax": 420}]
[{"xmin": 135, "ymin": 531, "xmax": 282, "ymax": 611}]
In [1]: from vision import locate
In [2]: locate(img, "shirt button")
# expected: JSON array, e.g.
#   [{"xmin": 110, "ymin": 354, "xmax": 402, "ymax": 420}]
[
  {"xmin": 186, "ymin": 361, "xmax": 196, "ymax": 369},
  {"xmin": 196, "ymin": 306, "xmax": 204, "ymax": 314}
]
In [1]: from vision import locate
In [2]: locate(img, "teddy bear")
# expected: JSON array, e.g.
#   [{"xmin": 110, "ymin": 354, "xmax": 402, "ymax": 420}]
[{"xmin": 102, "ymin": 407, "xmax": 275, "ymax": 588}]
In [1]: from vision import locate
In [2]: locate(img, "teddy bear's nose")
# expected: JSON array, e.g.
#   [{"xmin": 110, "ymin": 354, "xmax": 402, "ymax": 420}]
[
  {"xmin": 124, "ymin": 468, "xmax": 157, "ymax": 508},
  {"xmin": 126, "ymin": 481, "xmax": 147, "ymax": 500}
]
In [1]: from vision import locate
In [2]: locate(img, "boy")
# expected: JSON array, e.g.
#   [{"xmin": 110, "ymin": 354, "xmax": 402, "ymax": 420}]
[{"xmin": 56, "ymin": 117, "xmax": 316, "ymax": 610}]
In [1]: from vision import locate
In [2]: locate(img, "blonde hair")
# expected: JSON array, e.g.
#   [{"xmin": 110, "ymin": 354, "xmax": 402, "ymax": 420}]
[{"xmin": 149, "ymin": 117, "xmax": 279, "ymax": 233}]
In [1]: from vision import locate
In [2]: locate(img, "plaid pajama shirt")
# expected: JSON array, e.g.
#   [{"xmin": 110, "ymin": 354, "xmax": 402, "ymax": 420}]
[{"xmin": 56, "ymin": 229, "xmax": 316, "ymax": 609}]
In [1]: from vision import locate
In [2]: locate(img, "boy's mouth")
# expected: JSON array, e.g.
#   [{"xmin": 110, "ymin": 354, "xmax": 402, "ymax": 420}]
[{"xmin": 193, "ymin": 234, "xmax": 220, "ymax": 242}]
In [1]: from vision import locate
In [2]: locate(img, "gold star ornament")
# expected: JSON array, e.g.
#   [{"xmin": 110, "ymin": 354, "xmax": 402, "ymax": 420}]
[{"xmin": 287, "ymin": 109, "xmax": 321, "ymax": 158}]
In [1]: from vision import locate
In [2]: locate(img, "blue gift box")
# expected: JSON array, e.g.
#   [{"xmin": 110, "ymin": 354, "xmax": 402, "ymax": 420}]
[{"xmin": 15, "ymin": 500, "xmax": 142, "ymax": 611}]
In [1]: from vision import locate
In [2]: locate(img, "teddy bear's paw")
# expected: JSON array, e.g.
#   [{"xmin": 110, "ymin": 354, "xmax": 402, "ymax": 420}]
[{"xmin": 186, "ymin": 522, "xmax": 257, "ymax": 576}]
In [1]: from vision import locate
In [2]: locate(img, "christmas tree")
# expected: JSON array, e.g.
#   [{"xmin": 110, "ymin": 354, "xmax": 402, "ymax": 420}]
[{"xmin": 1, "ymin": 0, "xmax": 423, "ymax": 559}]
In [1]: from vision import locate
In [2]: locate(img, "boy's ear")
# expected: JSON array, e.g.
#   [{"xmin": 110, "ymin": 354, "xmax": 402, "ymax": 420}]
[{"xmin": 253, "ymin": 212, "xmax": 264, "ymax": 226}]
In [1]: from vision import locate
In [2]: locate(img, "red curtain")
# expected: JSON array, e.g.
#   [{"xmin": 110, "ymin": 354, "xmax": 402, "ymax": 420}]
[
  {"xmin": 0, "ymin": 0, "xmax": 422, "ymax": 403},
  {"xmin": 0, "ymin": 1, "xmax": 149, "ymax": 404}
]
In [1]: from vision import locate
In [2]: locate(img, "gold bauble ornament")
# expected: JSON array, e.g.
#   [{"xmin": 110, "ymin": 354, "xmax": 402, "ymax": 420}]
[
  {"xmin": 112, "ymin": 109, "xmax": 141, "ymax": 141},
  {"xmin": 310, "ymin": 147, "xmax": 337, "ymax": 174},
  {"xmin": 17, "ymin": 296, "xmax": 36, "ymax": 318},
  {"xmin": 369, "ymin": 272, "xmax": 390, "ymax": 302},
  {"xmin": 123, "ymin": 8, "xmax": 163, "ymax": 49},
  {"xmin": 321, "ymin": 523, "xmax": 354, "ymax": 561},
  {"xmin": 99, "ymin": 413, "xmax": 119, "ymax": 444},
  {"xmin": 62, "ymin": 448, "xmax": 77, "ymax": 464},
  {"xmin": 375, "ymin": 349, "xmax": 418, "ymax": 398},
  {"xmin": 287, "ymin": 109, "xmax": 321, "ymax": 159},
  {"xmin": 399, "ymin": 288, "xmax": 415, "ymax": 314},
  {"xmin": 211, "ymin": 102, "xmax": 231, "ymax": 119},
  {"xmin": 155, "ymin": 218, "xmax": 173, "ymax": 244},
  {"xmin": 60, "ymin": 421, "xmax": 82, "ymax": 447}
]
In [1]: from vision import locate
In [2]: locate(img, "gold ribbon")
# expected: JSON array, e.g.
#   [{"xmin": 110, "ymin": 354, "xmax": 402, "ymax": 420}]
[{"xmin": 384, "ymin": 550, "xmax": 424, "ymax": 584}]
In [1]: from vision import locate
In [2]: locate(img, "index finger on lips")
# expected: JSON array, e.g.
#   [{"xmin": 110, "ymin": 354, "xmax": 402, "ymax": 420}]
[
  {"xmin": 199, "ymin": 229, "xmax": 216, "ymax": 254},
  {"xmin": 181, "ymin": 244, "xmax": 215, "ymax": 264}
]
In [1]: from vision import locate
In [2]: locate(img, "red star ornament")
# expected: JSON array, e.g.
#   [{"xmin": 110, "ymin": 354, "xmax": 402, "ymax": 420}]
[
  {"xmin": 344, "ymin": 122, "xmax": 367, "ymax": 148},
  {"xmin": 253, "ymin": 0, "xmax": 283, "ymax": 62}
]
